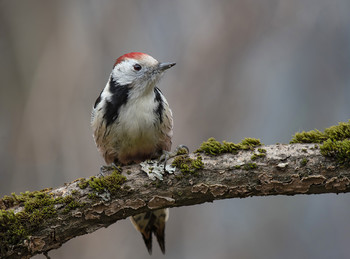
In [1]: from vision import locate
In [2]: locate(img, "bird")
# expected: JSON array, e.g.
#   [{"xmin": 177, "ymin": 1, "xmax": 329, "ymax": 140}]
[{"xmin": 91, "ymin": 52, "xmax": 175, "ymax": 254}]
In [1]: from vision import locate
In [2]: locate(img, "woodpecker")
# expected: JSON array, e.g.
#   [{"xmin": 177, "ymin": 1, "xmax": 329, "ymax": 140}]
[{"xmin": 91, "ymin": 52, "xmax": 175, "ymax": 254}]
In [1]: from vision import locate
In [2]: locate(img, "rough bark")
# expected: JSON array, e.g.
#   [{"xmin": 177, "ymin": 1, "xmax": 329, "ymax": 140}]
[{"xmin": 1, "ymin": 143, "xmax": 350, "ymax": 258}]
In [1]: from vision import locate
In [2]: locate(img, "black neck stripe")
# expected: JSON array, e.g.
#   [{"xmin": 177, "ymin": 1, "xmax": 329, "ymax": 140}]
[
  {"xmin": 103, "ymin": 78, "xmax": 130, "ymax": 127},
  {"xmin": 154, "ymin": 87, "xmax": 164, "ymax": 124}
]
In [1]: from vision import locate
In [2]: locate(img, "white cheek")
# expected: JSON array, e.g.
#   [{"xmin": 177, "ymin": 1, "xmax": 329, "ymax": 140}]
[
  {"xmin": 112, "ymin": 60, "xmax": 137, "ymax": 86},
  {"xmin": 115, "ymin": 72, "xmax": 135, "ymax": 86}
]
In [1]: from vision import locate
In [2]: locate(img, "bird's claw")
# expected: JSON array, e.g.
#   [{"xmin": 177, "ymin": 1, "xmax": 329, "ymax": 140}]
[
  {"xmin": 140, "ymin": 145, "xmax": 189, "ymax": 180},
  {"xmin": 158, "ymin": 144, "xmax": 189, "ymax": 170},
  {"xmin": 174, "ymin": 144, "xmax": 190, "ymax": 155}
]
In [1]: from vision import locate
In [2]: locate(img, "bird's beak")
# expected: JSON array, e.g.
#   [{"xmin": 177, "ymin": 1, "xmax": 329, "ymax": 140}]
[{"xmin": 158, "ymin": 62, "xmax": 176, "ymax": 71}]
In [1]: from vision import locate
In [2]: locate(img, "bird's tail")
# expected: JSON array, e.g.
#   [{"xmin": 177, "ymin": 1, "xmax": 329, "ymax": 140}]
[{"xmin": 130, "ymin": 208, "xmax": 169, "ymax": 254}]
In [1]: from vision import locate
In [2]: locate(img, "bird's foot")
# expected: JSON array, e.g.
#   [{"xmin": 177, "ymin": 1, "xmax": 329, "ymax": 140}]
[
  {"xmin": 140, "ymin": 145, "xmax": 189, "ymax": 181},
  {"xmin": 158, "ymin": 145, "xmax": 189, "ymax": 168}
]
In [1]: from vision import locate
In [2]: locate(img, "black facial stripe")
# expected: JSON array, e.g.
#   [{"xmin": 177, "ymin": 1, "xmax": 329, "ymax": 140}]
[
  {"xmin": 109, "ymin": 77, "xmax": 121, "ymax": 94},
  {"xmin": 154, "ymin": 87, "xmax": 164, "ymax": 124},
  {"xmin": 103, "ymin": 77, "xmax": 130, "ymax": 127}
]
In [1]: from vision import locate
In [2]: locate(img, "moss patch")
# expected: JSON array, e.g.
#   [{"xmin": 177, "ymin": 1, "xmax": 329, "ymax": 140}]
[
  {"xmin": 300, "ymin": 158, "xmax": 308, "ymax": 166},
  {"xmin": 243, "ymin": 163, "xmax": 258, "ymax": 170},
  {"xmin": 291, "ymin": 120, "xmax": 350, "ymax": 165},
  {"xmin": 320, "ymin": 139, "xmax": 350, "ymax": 165},
  {"xmin": 79, "ymin": 170, "xmax": 127, "ymax": 195},
  {"xmin": 258, "ymin": 148, "xmax": 267, "ymax": 153},
  {"xmin": 78, "ymin": 178, "xmax": 89, "ymax": 189},
  {"xmin": 87, "ymin": 193, "xmax": 98, "ymax": 200},
  {"xmin": 290, "ymin": 129, "xmax": 326, "ymax": 143},
  {"xmin": 172, "ymin": 155, "xmax": 204, "ymax": 176},
  {"xmin": 291, "ymin": 120, "xmax": 350, "ymax": 144},
  {"xmin": 1, "ymin": 171, "xmax": 127, "ymax": 250},
  {"xmin": 251, "ymin": 153, "xmax": 266, "ymax": 161},
  {"xmin": 176, "ymin": 147, "xmax": 189, "ymax": 155},
  {"xmin": 196, "ymin": 137, "xmax": 262, "ymax": 156},
  {"xmin": 0, "ymin": 190, "xmax": 83, "ymax": 249},
  {"xmin": 0, "ymin": 210, "xmax": 28, "ymax": 245}
]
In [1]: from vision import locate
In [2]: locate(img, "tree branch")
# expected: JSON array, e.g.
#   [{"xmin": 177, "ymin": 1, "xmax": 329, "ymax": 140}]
[{"xmin": 1, "ymin": 143, "xmax": 350, "ymax": 258}]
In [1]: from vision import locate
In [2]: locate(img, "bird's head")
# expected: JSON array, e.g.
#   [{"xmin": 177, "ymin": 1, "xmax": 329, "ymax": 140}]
[{"xmin": 111, "ymin": 52, "xmax": 175, "ymax": 97}]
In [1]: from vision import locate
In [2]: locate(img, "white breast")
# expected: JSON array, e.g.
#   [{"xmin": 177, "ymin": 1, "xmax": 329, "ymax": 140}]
[
  {"xmin": 110, "ymin": 90, "xmax": 162, "ymax": 156},
  {"xmin": 118, "ymin": 92, "xmax": 157, "ymax": 135}
]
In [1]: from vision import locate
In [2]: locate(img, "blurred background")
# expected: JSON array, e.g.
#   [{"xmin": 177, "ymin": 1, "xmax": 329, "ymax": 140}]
[{"xmin": 1, "ymin": 0, "xmax": 350, "ymax": 258}]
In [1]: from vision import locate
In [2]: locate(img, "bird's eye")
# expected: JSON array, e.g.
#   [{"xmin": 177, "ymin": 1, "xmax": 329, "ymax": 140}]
[{"xmin": 133, "ymin": 64, "xmax": 142, "ymax": 71}]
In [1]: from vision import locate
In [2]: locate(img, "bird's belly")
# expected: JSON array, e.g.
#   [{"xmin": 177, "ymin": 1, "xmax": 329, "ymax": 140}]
[
  {"xmin": 109, "ymin": 101, "xmax": 161, "ymax": 162},
  {"xmin": 116, "ymin": 122, "xmax": 160, "ymax": 163}
]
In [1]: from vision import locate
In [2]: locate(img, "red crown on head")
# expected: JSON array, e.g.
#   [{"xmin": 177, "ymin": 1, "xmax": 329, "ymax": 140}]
[{"xmin": 114, "ymin": 52, "xmax": 147, "ymax": 67}]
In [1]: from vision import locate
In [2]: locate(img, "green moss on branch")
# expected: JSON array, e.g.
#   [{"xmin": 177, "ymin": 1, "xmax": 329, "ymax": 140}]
[
  {"xmin": 291, "ymin": 121, "xmax": 350, "ymax": 144},
  {"xmin": 86, "ymin": 170, "xmax": 127, "ymax": 194},
  {"xmin": 0, "ymin": 190, "xmax": 83, "ymax": 251},
  {"xmin": 291, "ymin": 120, "xmax": 350, "ymax": 165},
  {"xmin": 196, "ymin": 137, "xmax": 262, "ymax": 156},
  {"xmin": 172, "ymin": 155, "xmax": 204, "ymax": 175},
  {"xmin": 320, "ymin": 139, "xmax": 350, "ymax": 165}
]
